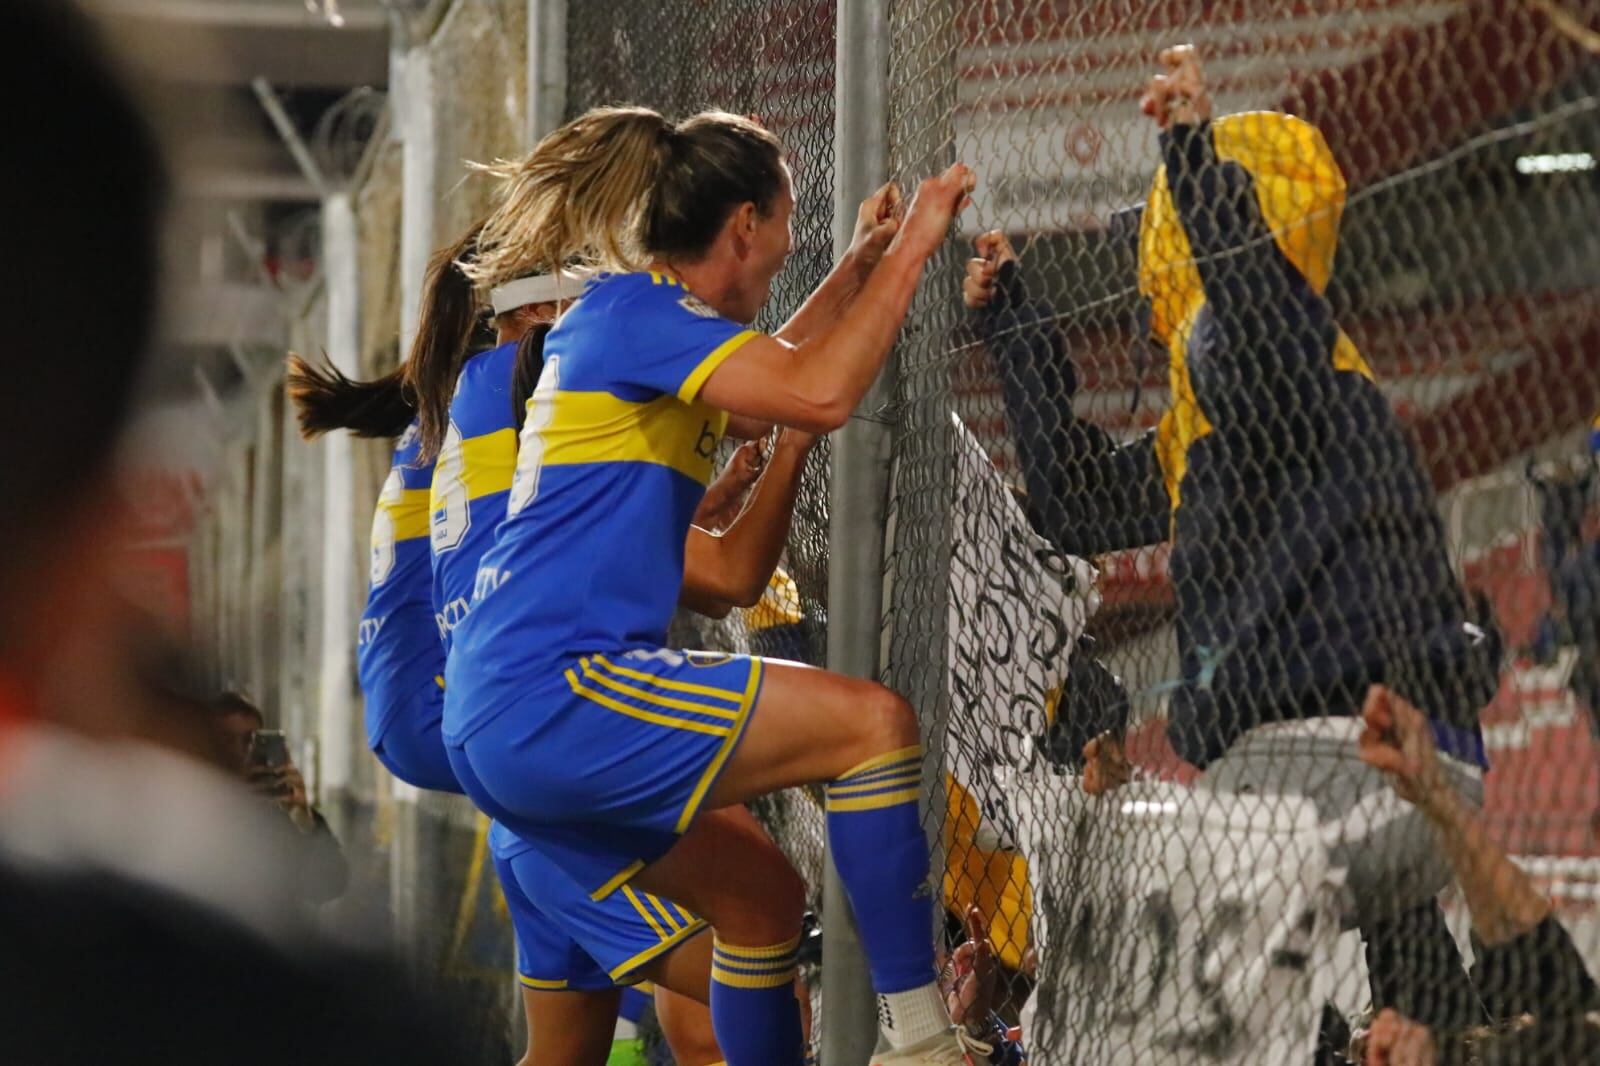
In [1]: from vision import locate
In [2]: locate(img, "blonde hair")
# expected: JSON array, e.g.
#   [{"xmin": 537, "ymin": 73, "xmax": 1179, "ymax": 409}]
[
  {"xmin": 464, "ymin": 106, "xmax": 786, "ymax": 293},
  {"xmin": 465, "ymin": 106, "xmax": 674, "ymax": 291}
]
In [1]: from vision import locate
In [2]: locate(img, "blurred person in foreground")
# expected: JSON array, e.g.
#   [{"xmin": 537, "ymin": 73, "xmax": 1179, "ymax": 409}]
[
  {"xmin": 964, "ymin": 44, "xmax": 1500, "ymax": 1031},
  {"xmin": 1354, "ymin": 686, "xmax": 1599, "ymax": 1065},
  {"xmin": 213, "ymin": 691, "xmax": 349, "ymax": 904},
  {"xmin": 0, "ymin": 2, "xmax": 463, "ymax": 1062}
]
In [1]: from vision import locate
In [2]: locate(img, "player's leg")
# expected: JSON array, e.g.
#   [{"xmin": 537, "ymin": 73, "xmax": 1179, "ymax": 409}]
[
  {"xmin": 683, "ymin": 660, "xmax": 954, "ymax": 1053},
  {"xmin": 630, "ymin": 807, "xmax": 806, "ymax": 1065},
  {"xmin": 607, "ymin": 657, "xmax": 958, "ymax": 1056},
  {"xmin": 519, "ymin": 987, "xmax": 621, "ymax": 1066},
  {"xmin": 654, "ymin": 987, "xmax": 722, "ymax": 1066},
  {"xmin": 494, "ymin": 844, "xmax": 626, "ymax": 1065},
  {"xmin": 459, "ymin": 653, "xmax": 947, "ymax": 1059},
  {"xmin": 634, "ymin": 908, "xmax": 712, "ymax": 1002}
]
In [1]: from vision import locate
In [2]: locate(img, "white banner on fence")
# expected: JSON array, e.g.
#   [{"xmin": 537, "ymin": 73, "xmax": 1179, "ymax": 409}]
[
  {"xmin": 1006, "ymin": 773, "xmax": 1343, "ymax": 1065},
  {"xmin": 944, "ymin": 413, "xmax": 1099, "ymax": 843}
]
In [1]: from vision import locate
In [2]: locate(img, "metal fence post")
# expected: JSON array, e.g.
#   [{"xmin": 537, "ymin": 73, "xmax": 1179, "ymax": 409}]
[
  {"xmin": 397, "ymin": 36, "xmax": 436, "ymax": 360},
  {"xmin": 822, "ymin": 1, "xmax": 891, "ymax": 1062},
  {"xmin": 526, "ymin": 0, "xmax": 567, "ymax": 145},
  {"xmin": 317, "ymin": 190, "xmax": 361, "ymax": 802}
]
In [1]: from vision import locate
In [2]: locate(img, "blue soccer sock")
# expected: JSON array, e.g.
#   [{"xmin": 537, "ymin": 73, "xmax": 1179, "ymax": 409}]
[
  {"xmin": 709, "ymin": 935, "xmax": 804, "ymax": 1066},
  {"xmin": 826, "ymin": 746, "xmax": 948, "ymax": 1046}
]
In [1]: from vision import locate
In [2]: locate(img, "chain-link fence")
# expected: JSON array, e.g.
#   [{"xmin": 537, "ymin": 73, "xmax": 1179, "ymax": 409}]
[
  {"xmin": 882, "ymin": 2, "xmax": 1600, "ymax": 1063},
  {"xmin": 186, "ymin": 0, "xmax": 1600, "ymax": 1062}
]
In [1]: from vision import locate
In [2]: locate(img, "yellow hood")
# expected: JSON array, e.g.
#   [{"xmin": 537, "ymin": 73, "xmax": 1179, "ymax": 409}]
[
  {"xmin": 1138, "ymin": 111, "xmax": 1347, "ymax": 345},
  {"xmin": 1138, "ymin": 112, "xmax": 1367, "ymax": 506}
]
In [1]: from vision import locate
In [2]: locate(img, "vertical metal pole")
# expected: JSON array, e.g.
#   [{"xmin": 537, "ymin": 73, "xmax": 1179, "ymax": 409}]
[
  {"xmin": 823, "ymin": 2, "xmax": 890, "ymax": 1063},
  {"xmin": 390, "ymin": 24, "xmax": 437, "ymax": 958},
  {"xmin": 398, "ymin": 41, "xmax": 437, "ymax": 359},
  {"xmin": 526, "ymin": 0, "xmax": 568, "ymax": 146},
  {"xmin": 318, "ymin": 191, "xmax": 361, "ymax": 801}
]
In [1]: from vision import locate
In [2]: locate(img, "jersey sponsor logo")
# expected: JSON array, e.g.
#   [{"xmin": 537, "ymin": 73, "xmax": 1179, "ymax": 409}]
[
  {"xmin": 435, "ymin": 596, "xmax": 472, "ymax": 641},
  {"xmin": 358, "ymin": 615, "xmax": 387, "ymax": 647},
  {"xmin": 677, "ymin": 294, "xmax": 720, "ymax": 319},
  {"xmin": 473, "ymin": 566, "xmax": 511, "ymax": 602},
  {"xmin": 694, "ymin": 420, "xmax": 719, "ymax": 461}
]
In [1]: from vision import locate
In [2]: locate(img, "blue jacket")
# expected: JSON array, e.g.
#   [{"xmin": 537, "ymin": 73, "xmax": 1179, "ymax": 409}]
[{"xmin": 979, "ymin": 117, "xmax": 1495, "ymax": 768}]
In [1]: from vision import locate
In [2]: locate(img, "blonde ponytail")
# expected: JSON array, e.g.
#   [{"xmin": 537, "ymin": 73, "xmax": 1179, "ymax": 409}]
[{"xmin": 466, "ymin": 107, "xmax": 673, "ymax": 291}]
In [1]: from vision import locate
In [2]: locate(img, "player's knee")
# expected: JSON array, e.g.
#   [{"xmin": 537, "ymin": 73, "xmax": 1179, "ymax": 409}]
[
  {"xmin": 714, "ymin": 845, "xmax": 805, "ymax": 944},
  {"xmin": 854, "ymin": 682, "xmax": 921, "ymax": 756}
]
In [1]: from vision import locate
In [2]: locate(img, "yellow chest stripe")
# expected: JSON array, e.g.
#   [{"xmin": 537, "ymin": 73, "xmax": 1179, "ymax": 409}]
[
  {"xmin": 378, "ymin": 487, "xmax": 431, "ymax": 543},
  {"xmin": 540, "ymin": 389, "xmax": 727, "ymax": 486},
  {"xmin": 429, "ymin": 427, "xmax": 517, "ymax": 516}
]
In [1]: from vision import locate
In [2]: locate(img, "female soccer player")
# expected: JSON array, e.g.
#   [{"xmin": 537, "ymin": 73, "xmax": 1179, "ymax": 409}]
[
  {"xmin": 292, "ymin": 212, "xmax": 842, "ymax": 1062},
  {"xmin": 434, "ymin": 176, "xmax": 904, "ymax": 1056},
  {"xmin": 445, "ymin": 107, "xmax": 977, "ymax": 1065},
  {"xmin": 287, "ymin": 243, "xmax": 723, "ymax": 1064}
]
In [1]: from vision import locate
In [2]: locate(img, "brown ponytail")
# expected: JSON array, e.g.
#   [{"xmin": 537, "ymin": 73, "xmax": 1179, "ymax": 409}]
[
  {"xmin": 284, "ymin": 358, "xmax": 414, "ymax": 440},
  {"xmin": 646, "ymin": 110, "xmax": 784, "ymax": 260},
  {"xmin": 401, "ymin": 219, "xmax": 487, "ymax": 461},
  {"xmin": 466, "ymin": 107, "xmax": 674, "ymax": 289}
]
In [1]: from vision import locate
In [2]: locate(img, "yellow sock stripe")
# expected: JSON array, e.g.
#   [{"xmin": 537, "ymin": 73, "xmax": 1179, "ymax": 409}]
[
  {"xmin": 589, "ymin": 859, "xmax": 646, "ymax": 901},
  {"xmin": 836, "ymin": 756, "xmax": 922, "ymax": 785},
  {"xmin": 713, "ymin": 936, "xmax": 801, "ymax": 960},
  {"xmin": 578, "ymin": 660, "xmax": 742, "ymax": 720},
  {"xmin": 591, "ymin": 654, "xmax": 745, "ymax": 705},
  {"xmin": 712, "ymin": 957, "xmax": 798, "ymax": 978},
  {"xmin": 566, "ymin": 670, "xmax": 731, "ymax": 737},
  {"xmin": 711, "ymin": 964, "xmax": 797, "ymax": 989},
  {"xmin": 712, "ymin": 946, "xmax": 800, "ymax": 970},
  {"xmin": 827, "ymin": 771, "xmax": 922, "ymax": 797},
  {"xmin": 826, "ymin": 787, "xmax": 921, "ymax": 813},
  {"xmin": 622, "ymin": 886, "xmax": 669, "ymax": 940},
  {"xmin": 837, "ymin": 745, "xmax": 923, "ymax": 780},
  {"xmin": 644, "ymin": 892, "xmax": 682, "ymax": 933},
  {"xmin": 518, "ymin": 974, "xmax": 569, "ymax": 990}
]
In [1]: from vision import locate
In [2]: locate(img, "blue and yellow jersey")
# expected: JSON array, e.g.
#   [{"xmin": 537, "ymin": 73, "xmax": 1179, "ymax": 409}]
[
  {"xmin": 444, "ymin": 272, "xmax": 757, "ymax": 741},
  {"xmin": 430, "ymin": 341, "xmax": 519, "ymax": 653},
  {"xmin": 357, "ymin": 422, "xmax": 442, "ymax": 746}
]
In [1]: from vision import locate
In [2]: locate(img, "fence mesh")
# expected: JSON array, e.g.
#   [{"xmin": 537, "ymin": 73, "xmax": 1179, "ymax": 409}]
[
  {"xmin": 883, "ymin": 1, "xmax": 1600, "ymax": 1063},
  {"xmin": 184, "ymin": 0, "xmax": 1600, "ymax": 1062},
  {"xmin": 429, "ymin": 0, "xmax": 530, "ymax": 245}
]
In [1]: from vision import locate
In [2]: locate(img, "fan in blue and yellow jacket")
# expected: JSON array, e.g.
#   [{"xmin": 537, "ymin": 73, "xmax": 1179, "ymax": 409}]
[{"xmin": 971, "ymin": 109, "xmax": 1498, "ymax": 771}]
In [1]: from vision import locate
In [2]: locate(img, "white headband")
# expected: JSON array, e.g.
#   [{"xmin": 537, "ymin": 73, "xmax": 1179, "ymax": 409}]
[{"xmin": 490, "ymin": 269, "xmax": 591, "ymax": 316}]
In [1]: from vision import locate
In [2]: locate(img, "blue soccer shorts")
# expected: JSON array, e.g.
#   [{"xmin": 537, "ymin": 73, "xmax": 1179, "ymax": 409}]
[
  {"xmin": 491, "ymin": 825, "xmax": 707, "ymax": 988},
  {"xmin": 451, "ymin": 648, "xmax": 764, "ymax": 901}
]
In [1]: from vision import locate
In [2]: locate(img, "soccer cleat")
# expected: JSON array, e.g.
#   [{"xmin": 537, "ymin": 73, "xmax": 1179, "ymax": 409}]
[{"xmin": 871, "ymin": 1027, "xmax": 994, "ymax": 1065}]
